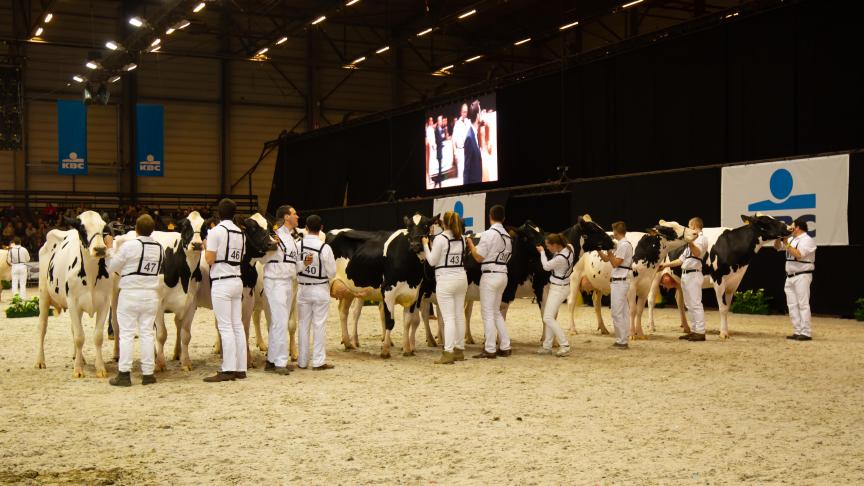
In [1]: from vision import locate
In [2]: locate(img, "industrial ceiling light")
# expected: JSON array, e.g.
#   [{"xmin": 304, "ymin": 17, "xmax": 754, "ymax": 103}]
[
  {"xmin": 621, "ymin": 0, "xmax": 644, "ymax": 8},
  {"xmin": 149, "ymin": 45, "xmax": 161, "ymax": 52},
  {"xmin": 559, "ymin": 21, "xmax": 579, "ymax": 30},
  {"xmin": 352, "ymin": 56, "xmax": 366, "ymax": 64},
  {"xmin": 129, "ymin": 17, "xmax": 144, "ymax": 27},
  {"xmin": 85, "ymin": 61, "xmax": 100, "ymax": 69},
  {"xmin": 458, "ymin": 9, "xmax": 476, "ymax": 19},
  {"xmin": 465, "ymin": 55, "xmax": 482, "ymax": 63},
  {"xmin": 193, "ymin": 2, "xmax": 206, "ymax": 13},
  {"xmin": 276, "ymin": 36, "xmax": 288, "ymax": 45},
  {"xmin": 166, "ymin": 27, "xmax": 176, "ymax": 35},
  {"xmin": 514, "ymin": 37, "xmax": 531, "ymax": 46},
  {"xmin": 123, "ymin": 63, "xmax": 137, "ymax": 71},
  {"xmin": 440, "ymin": 64, "xmax": 453, "ymax": 71},
  {"xmin": 257, "ymin": 47, "xmax": 269, "ymax": 55},
  {"xmin": 105, "ymin": 40, "xmax": 120, "ymax": 50},
  {"xmin": 417, "ymin": 27, "xmax": 433, "ymax": 36},
  {"xmin": 312, "ymin": 15, "xmax": 326, "ymax": 25},
  {"xmin": 375, "ymin": 46, "xmax": 389, "ymax": 54},
  {"xmin": 34, "ymin": 27, "xmax": 44, "ymax": 36},
  {"xmin": 151, "ymin": 38, "xmax": 161, "ymax": 47},
  {"xmin": 44, "ymin": 13, "xmax": 53, "ymax": 23},
  {"xmin": 346, "ymin": 0, "xmax": 360, "ymax": 5},
  {"xmin": 177, "ymin": 20, "xmax": 191, "ymax": 29},
  {"xmin": 72, "ymin": 75, "xmax": 84, "ymax": 83},
  {"xmin": 108, "ymin": 75, "xmax": 121, "ymax": 83}
]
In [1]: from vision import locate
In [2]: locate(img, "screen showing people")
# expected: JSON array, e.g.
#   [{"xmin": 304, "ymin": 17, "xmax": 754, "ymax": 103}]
[{"xmin": 425, "ymin": 94, "xmax": 497, "ymax": 190}]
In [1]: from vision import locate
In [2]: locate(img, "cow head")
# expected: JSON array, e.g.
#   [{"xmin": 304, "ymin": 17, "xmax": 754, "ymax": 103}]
[
  {"xmin": 404, "ymin": 213, "xmax": 440, "ymax": 253},
  {"xmin": 656, "ymin": 220, "xmax": 698, "ymax": 243},
  {"xmin": 574, "ymin": 215, "xmax": 615, "ymax": 253},
  {"xmin": 243, "ymin": 216, "xmax": 278, "ymax": 259},
  {"xmin": 178, "ymin": 211, "xmax": 208, "ymax": 251},
  {"xmin": 514, "ymin": 220, "xmax": 545, "ymax": 249},
  {"xmin": 741, "ymin": 214, "xmax": 792, "ymax": 241},
  {"xmin": 65, "ymin": 210, "xmax": 108, "ymax": 257}
]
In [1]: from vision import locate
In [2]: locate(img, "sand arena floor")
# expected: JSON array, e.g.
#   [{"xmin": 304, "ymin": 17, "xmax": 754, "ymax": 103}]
[{"xmin": 1, "ymin": 294, "xmax": 863, "ymax": 485}]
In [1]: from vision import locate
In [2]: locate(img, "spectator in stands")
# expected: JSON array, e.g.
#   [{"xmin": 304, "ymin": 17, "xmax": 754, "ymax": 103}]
[{"xmin": 2, "ymin": 223, "xmax": 14, "ymax": 245}]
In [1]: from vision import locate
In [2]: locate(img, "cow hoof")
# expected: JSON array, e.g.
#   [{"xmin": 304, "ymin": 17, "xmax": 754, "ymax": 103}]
[
  {"xmin": 426, "ymin": 339, "xmax": 438, "ymax": 348},
  {"xmin": 258, "ymin": 345, "xmax": 268, "ymax": 352},
  {"xmin": 598, "ymin": 328, "xmax": 610, "ymax": 335},
  {"xmin": 465, "ymin": 336, "xmax": 475, "ymax": 345},
  {"xmin": 95, "ymin": 369, "xmax": 108, "ymax": 378},
  {"xmin": 72, "ymin": 370, "xmax": 85, "ymax": 378},
  {"xmin": 35, "ymin": 361, "xmax": 46, "ymax": 369},
  {"xmin": 402, "ymin": 350, "xmax": 415, "ymax": 357},
  {"xmin": 107, "ymin": 335, "xmax": 114, "ymax": 341},
  {"xmin": 181, "ymin": 364, "xmax": 192, "ymax": 372},
  {"xmin": 343, "ymin": 343, "xmax": 356, "ymax": 351},
  {"xmin": 112, "ymin": 356, "xmax": 119, "ymax": 363},
  {"xmin": 719, "ymin": 333, "xmax": 730, "ymax": 340},
  {"xmin": 380, "ymin": 352, "xmax": 391, "ymax": 359}
]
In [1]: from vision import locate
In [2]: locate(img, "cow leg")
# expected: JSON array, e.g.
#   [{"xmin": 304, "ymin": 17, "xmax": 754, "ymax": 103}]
[
  {"xmin": 420, "ymin": 298, "xmax": 437, "ymax": 347},
  {"xmin": 288, "ymin": 287, "xmax": 299, "ymax": 362},
  {"xmin": 593, "ymin": 291, "xmax": 610, "ymax": 335},
  {"xmin": 646, "ymin": 274, "xmax": 661, "ymax": 334},
  {"xmin": 338, "ymin": 297, "xmax": 354, "ymax": 350},
  {"xmin": 402, "ymin": 306, "xmax": 415, "ymax": 357},
  {"xmin": 464, "ymin": 300, "xmax": 475, "ymax": 345},
  {"xmin": 380, "ymin": 298, "xmax": 395, "ymax": 359},
  {"xmin": 154, "ymin": 308, "xmax": 168, "ymax": 372},
  {"xmin": 93, "ymin": 306, "xmax": 109, "ymax": 378},
  {"xmin": 212, "ymin": 318, "xmax": 222, "ymax": 354},
  {"xmin": 676, "ymin": 287, "xmax": 690, "ymax": 333},
  {"xmin": 379, "ymin": 304, "xmax": 394, "ymax": 348},
  {"xmin": 566, "ymin": 282, "xmax": 580, "ymax": 335},
  {"xmin": 630, "ymin": 294, "xmax": 647, "ymax": 339},
  {"xmin": 242, "ymin": 292, "xmax": 256, "ymax": 368},
  {"xmin": 179, "ymin": 311, "xmax": 194, "ymax": 371},
  {"xmin": 349, "ymin": 297, "xmax": 363, "ymax": 349},
  {"xmin": 718, "ymin": 286, "xmax": 735, "ymax": 340},
  {"xmin": 436, "ymin": 301, "xmax": 444, "ymax": 346},
  {"xmin": 35, "ymin": 290, "xmax": 50, "ymax": 369},
  {"xmin": 253, "ymin": 305, "xmax": 268, "ymax": 352},
  {"xmin": 69, "ymin": 306, "xmax": 87, "ymax": 378}
]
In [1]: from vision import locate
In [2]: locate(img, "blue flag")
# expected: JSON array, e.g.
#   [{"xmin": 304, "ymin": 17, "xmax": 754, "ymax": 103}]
[
  {"xmin": 57, "ymin": 100, "xmax": 87, "ymax": 175},
  {"xmin": 136, "ymin": 104, "xmax": 164, "ymax": 177}
]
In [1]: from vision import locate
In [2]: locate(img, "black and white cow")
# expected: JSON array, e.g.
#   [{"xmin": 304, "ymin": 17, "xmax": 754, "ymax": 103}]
[
  {"xmin": 328, "ymin": 214, "xmax": 437, "ymax": 358},
  {"xmin": 0, "ymin": 249, "xmax": 10, "ymax": 302},
  {"xmin": 35, "ymin": 211, "xmax": 115, "ymax": 378}
]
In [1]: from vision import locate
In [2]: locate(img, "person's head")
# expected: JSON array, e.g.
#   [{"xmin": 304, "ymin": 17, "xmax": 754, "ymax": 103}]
[
  {"xmin": 305, "ymin": 214, "xmax": 323, "ymax": 234},
  {"xmin": 441, "ymin": 211, "xmax": 463, "ymax": 239},
  {"xmin": 217, "ymin": 198, "xmax": 236, "ymax": 221},
  {"xmin": 544, "ymin": 232, "xmax": 569, "ymax": 253},
  {"xmin": 688, "ymin": 217, "xmax": 704, "ymax": 231},
  {"xmin": 136, "ymin": 214, "xmax": 155, "ymax": 237},
  {"xmin": 442, "ymin": 117, "xmax": 448, "ymax": 126},
  {"xmin": 792, "ymin": 217, "xmax": 809, "ymax": 236},
  {"xmin": 12, "ymin": 236, "xmax": 20, "ymax": 246},
  {"xmin": 276, "ymin": 205, "xmax": 298, "ymax": 229},
  {"xmin": 489, "ymin": 204, "xmax": 505, "ymax": 224},
  {"xmin": 427, "ymin": 117, "xmax": 433, "ymax": 126},
  {"xmin": 611, "ymin": 221, "xmax": 627, "ymax": 240},
  {"xmin": 460, "ymin": 103, "xmax": 468, "ymax": 119},
  {"xmin": 468, "ymin": 100, "xmax": 481, "ymax": 123},
  {"xmin": 437, "ymin": 115, "xmax": 443, "ymax": 125},
  {"xmin": 660, "ymin": 273, "xmax": 677, "ymax": 290}
]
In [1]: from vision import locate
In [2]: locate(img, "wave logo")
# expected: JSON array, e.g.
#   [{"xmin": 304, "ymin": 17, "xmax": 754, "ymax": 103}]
[
  {"xmin": 747, "ymin": 168, "xmax": 815, "ymax": 236},
  {"xmin": 453, "ymin": 200, "xmax": 475, "ymax": 233}
]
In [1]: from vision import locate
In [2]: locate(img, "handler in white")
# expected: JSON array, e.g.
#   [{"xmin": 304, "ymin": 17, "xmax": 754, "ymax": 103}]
[
  {"xmin": 776, "ymin": 217, "xmax": 817, "ymax": 341},
  {"xmin": 7, "ymin": 237, "xmax": 30, "ymax": 299},
  {"xmin": 660, "ymin": 217, "xmax": 709, "ymax": 342},
  {"xmin": 599, "ymin": 221, "xmax": 633, "ymax": 349},
  {"xmin": 296, "ymin": 214, "xmax": 336, "ymax": 370},
  {"xmin": 536, "ymin": 232, "xmax": 572, "ymax": 357},
  {"xmin": 424, "ymin": 211, "xmax": 469, "ymax": 365},
  {"xmin": 204, "ymin": 198, "xmax": 247, "ymax": 382},
  {"xmin": 466, "ymin": 204, "xmax": 512, "ymax": 359},
  {"xmin": 263, "ymin": 205, "xmax": 301, "ymax": 375},
  {"xmin": 105, "ymin": 215, "xmax": 162, "ymax": 386}
]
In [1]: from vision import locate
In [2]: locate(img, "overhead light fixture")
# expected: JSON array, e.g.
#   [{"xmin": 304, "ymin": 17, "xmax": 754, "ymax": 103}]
[
  {"xmin": 108, "ymin": 75, "xmax": 121, "ymax": 83},
  {"xmin": 149, "ymin": 45, "xmax": 161, "ymax": 52},
  {"xmin": 72, "ymin": 75, "xmax": 84, "ymax": 83},
  {"xmin": 440, "ymin": 64, "xmax": 454, "ymax": 71},
  {"xmin": 559, "ymin": 21, "xmax": 579, "ymax": 30},
  {"xmin": 44, "ymin": 13, "xmax": 53, "ymax": 23},
  {"xmin": 724, "ymin": 11, "xmax": 739, "ymax": 19},
  {"xmin": 312, "ymin": 15, "xmax": 326, "ymax": 25},
  {"xmin": 257, "ymin": 47, "xmax": 269, "ymax": 55},
  {"xmin": 105, "ymin": 40, "xmax": 120, "ymax": 50},
  {"xmin": 34, "ymin": 27, "xmax": 44, "ymax": 36},
  {"xmin": 346, "ymin": 0, "xmax": 361, "ymax": 5},
  {"xmin": 123, "ymin": 63, "xmax": 137, "ymax": 71},
  {"xmin": 375, "ymin": 46, "xmax": 390, "ymax": 54},
  {"xmin": 621, "ymin": 0, "xmax": 644, "ymax": 8},
  {"xmin": 514, "ymin": 37, "xmax": 531, "ymax": 46},
  {"xmin": 129, "ymin": 17, "xmax": 144, "ymax": 27},
  {"xmin": 151, "ymin": 38, "xmax": 161, "ymax": 47},
  {"xmin": 166, "ymin": 27, "xmax": 176, "ymax": 35},
  {"xmin": 465, "ymin": 55, "xmax": 482, "ymax": 63},
  {"xmin": 276, "ymin": 36, "xmax": 288, "ymax": 45},
  {"xmin": 458, "ymin": 9, "xmax": 476, "ymax": 19},
  {"xmin": 352, "ymin": 56, "xmax": 366, "ymax": 64},
  {"xmin": 177, "ymin": 20, "xmax": 191, "ymax": 29},
  {"xmin": 85, "ymin": 61, "xmax": 99, "ymax": 69},
  {"xmin": 417, "ymin": 27, "xmax": 433, "ymax": 37},
  {"xmin": 193, "ymin": 2, "xmax": 206, "ymax": 13}
]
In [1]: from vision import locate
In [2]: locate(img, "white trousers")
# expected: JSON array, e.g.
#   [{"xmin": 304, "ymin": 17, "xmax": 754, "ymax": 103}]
[
  {"xmin": 785, "ymin": 273, "xmax": 812, "ymax": 337},
  {"xmin": 542, "ymin": 283, "xmax": 570, "ymax": 349},
  {"xmin": 117, "ymin": 288, "xmax": 159, "ymax": 374},
  {"xmin": 264, "ymin": 278, "xmax": 294, "ymax": 367},
  {"xmin": 682, "ymin": 272, "xmax": 705, "ymax": 334},
  {"xmin": 480, "ymin": 273, "xmax": 510, "ymax": 353},
  {"xmin": 437, "ymin": 275, "xmax": 468, "ymax": 353},
  {"xmin": 11, "ymin": 264, "xmax": 27, "ymax": 299},
  {"xmin": 611, "ymin": 280, "xmax": 630, "ymax": 345},
  {"xmin": 297, "ymin": 284, "xmax": 330, "ymax": 368},
  {"xmin": 212, "ymin": 278, "xmax": 246, "ymax": 372}
]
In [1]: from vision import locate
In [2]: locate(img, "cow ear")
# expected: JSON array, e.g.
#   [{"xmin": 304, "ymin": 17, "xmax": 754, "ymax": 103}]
[
  {"xmin": 582, "ymin": 214, "xmax": 592, "ymax": 223},
  {"xmin": 64, "ymin": 217, "xmax": 81, "ymax": 230},
  {"xmin": 432, "ymin": 213, "xmax": 441, "ymax": 224},
  {"xmin": 740, "ymin": 214, "xmax": 753, "ymax": 224}
]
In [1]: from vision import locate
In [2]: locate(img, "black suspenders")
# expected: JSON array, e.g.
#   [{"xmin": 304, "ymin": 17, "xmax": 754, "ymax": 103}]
[
  {"xmin": 434, "ymin": 234, "xmax": 464, "ymax": 269},
  {"xmin": 214, "ymin": 224, "xmax": 245, "ymax": 266},
  {"xmin": 299, "ymin": 241, "xmax": 328, "ymax": 281},
  {"xmin": 122, "ymin": 239, "xmax": 163, "ymax": 277}
]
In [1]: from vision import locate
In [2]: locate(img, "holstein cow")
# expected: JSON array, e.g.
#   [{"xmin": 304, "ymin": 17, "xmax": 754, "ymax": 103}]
[
  {"xmin": 35, "ymin": 211, "xmax": 114, "ymax": 378},
  {"xmin": 199, "ymin": 214, "xmax": 276, "ymax": 367},
  {"xmin": 108, "ymin": 211, "xmax": 208, "ymax": 372},
  {"xmin": 567, "ymin": 221, "xmax": 695, "ymax": 338},
  {"xmin": 329, "ymin": 214, "xmax": 437, "ymax": 358}
]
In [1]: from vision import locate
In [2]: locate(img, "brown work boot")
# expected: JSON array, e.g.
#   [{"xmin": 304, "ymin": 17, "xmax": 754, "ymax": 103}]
[
  {"xmin": 312, "ymin": 363, "xmax": 335, "ymax": 371},
  {"xmin": 203, "ymin": 371, "xmax": 236, "ymax": 383},
  {"xmin": 453, "ymin": 348, "xmax": 465, "ymax": 361},
  {"xmin": 233, "ymin": 371, "xmax": 247, "ymax": 379},
  {"xmin": 472, "ymin": 350, "xmax": 497, "ymax": 359},
  {"xmin": 434, "ymin": 351, "xmax": 455, "ymax": 365},
  {"xmin": 109, "ymin": 371, "xmax": 131, "ymax": 387},
  {"xmin": 274, "ymin": 367, "xmax": 291, "ymax": 375},
  {"xmin": 681, "ymin": 333, "xmax": 706, "ymax": 341},
  {"xmin": 141, "ymin": 374, "xmax": 157, "ymax": 385}
]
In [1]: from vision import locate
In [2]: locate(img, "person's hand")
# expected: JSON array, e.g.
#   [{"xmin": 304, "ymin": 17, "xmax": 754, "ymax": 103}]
[
  {"xmin": 466, "ymin": 238, "xmax": 475, "ymax": 249},
  {"xmin": 104, "ymin": 235, "xmax": 113, "ymax": 248},
  {"xmin": 536, "ymin": 245, "xmax": 544, "ymax": 254},
  {"xmin": 422, "ymin": 236, "xmax": 429, "ymax": 247},
  {"xmin": 303, "ymin": 253, "xmax": 313, "ymax": 266},
  {"xmin": 773, "ymin": 239, "xmax": 784, "ymax": 251}
]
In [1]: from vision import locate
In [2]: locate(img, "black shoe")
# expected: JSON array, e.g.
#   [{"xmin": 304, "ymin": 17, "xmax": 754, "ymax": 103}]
[
  {"xmin": 274, "ymin": 367, "xmax": 291, "ymax": 375},
  {"xmin": 612, "ymin": 343, "xmax": 629, "ymax": 350},
  {"xmin": 264, "ymin": 361, "xmax": 276, "ymax": 371},
  {"xmin": 109, "ymin": 371, "xmax": 132, "ymax": 387},
  {"xmin": 796, "ymin": 335, "xmax": 812, "ymax": 341},
  {"xmin": 686, "ymin": 333, "xmax": 706, "ymax": 341},
  {"xmin": 141, "ymin": 374, "xmax": 156, "ymax": 385},
  {"xmin": 203, "ymin": 371, "xmax": 236, "ymax": 383},
  {"xmin": 786, "ymin": 334, "xmax": 801, "ymax": 340},
  {"xmin": 234, "ymin": 371, "xmax": 247, "ymax": 379},
  {"xmin": 472, "ymin": 350, "xmax": 497, "ymax": 359},
  {"xmin": 496, "ymin": 349, "xmax": 512, "ymax": 357}
]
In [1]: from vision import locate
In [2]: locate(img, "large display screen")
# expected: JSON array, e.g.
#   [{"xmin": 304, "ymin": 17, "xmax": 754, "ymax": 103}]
[{"xmin": 424, "ymin": 93, "xmax": 497, "ymax": 190}]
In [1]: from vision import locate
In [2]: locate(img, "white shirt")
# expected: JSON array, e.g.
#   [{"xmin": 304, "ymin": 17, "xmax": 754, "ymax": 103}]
[
  {"xmin": 785, "ymin": 232, "xmax": 816, "ymax": 274},
  {"xmin": 424, "ymin": 230, "xmax": 466, "ymax": 280},
  {"xmin": 206, "ymin": 220, "xmax": 244, "ymax": 279},
  {"xmin": 297, "ymin": 234, "xmax": 336, "ymax": 284},
  {"xmin": 681, "ymin": 233, "xmax": 709, "ymax": 271},
  {"xmin": 476, "ymin": 222, "xmax": 511, "ymax": 274},
  {"xmin": 106, "ymin": 236, "xmax": 162, "ymax": 290},
  {"xmin": 264, "ymin": 225, "xmax": 300, "ymax": 280},
  {"xmin": 452, "ymin": 117, "xmax": 469, "ymax": 149},
  {"xmin": 7, "ymin": 244, "xmax": 30, "ymax": 265},
  {"xmin": 611, "ymin": 238, "xmax": 633, "ymax": 279},
  {"xmin": 541, "ymin": 244, "xmax": 575, "ymax": 285}
]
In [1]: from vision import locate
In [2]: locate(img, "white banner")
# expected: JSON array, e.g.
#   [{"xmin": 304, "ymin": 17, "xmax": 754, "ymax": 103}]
[
  {"xmin": 721, "ymin": 154, "xmax": 849, "ymax": 245},
  {"xmin": 433, "ymin": 193, "xmax": 487, "ymax": 235}
]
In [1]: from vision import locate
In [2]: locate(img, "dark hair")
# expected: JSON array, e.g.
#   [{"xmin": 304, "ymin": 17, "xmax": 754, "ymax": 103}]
[
  {"xmin": 793, "ymin": 217, "xmax": 809, "ymax": 231},
  {"xmin": 306, "ymin": 214, "xmax": 322, "ymax": 233},
  {"xmin": 217, "ymin": 198, "xmax": 236, "ymax": 220},
  {"xmin": 689, "ymin": 217, "xmax": 704, "ymax": 230},
  {"xmin": 276, "ymin": 205, "xmax": 295, "ymax": 220},
  {"xmin": 611, "ymin": 221, "xmax": 627, "ymax": 234},
  {"xmin": 136, "ymin": 214, "xmax": 155, "ymax": 236},
  {"xmin": 468, "ymin": 100, "xmax": 481, "ymax": 123},
  {"xmin": 489, "ymin": 205, "xmax": 505, "ymax": 223},
  {"xmin": 545, "ymin": 232, "xmax": 569, "ymax": 247},
  {"xmin": 12, "ymin": 236, "xmax": 21, "ymax": 245}
]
